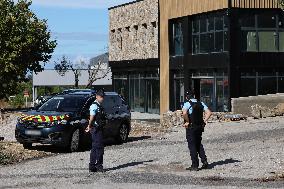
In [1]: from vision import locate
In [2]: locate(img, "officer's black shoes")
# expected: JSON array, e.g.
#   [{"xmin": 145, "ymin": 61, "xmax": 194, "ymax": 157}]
[
  {"xmin": 186, "ymin": 167, "xmax": 199, "ymax": 171},
  {"xmin": 89, "ymin": 168, "xmax": 97, "ymax": 173},
  {"xmin": 96, "ymin": 168, "xmax": 106, "ymax": 173},
  {"xmin": 89, "ymin": 168, "xmax": 106, "ymax": 174},
  {"xmin": 201, "ymin": 162, "xmax": 209, "ymax": 170}
]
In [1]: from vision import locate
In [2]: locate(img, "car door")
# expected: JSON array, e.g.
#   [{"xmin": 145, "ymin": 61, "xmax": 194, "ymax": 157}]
[
  {"xmin": 80, "ymin": 97, "xmax": 95, "ymax": 144},
  {"xmin": 103, "ymin": 95, "xmax": 120, "ymax": 137}
]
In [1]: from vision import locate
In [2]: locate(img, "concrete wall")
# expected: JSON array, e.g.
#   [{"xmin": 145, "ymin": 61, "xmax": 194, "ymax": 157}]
[
  {"xmin": 109, "ymin": 0, "xmax": 159, "ymax": 62},
  {"xmin": 232, "ymin": 94, "xmax": 284, "ymax": 116}
]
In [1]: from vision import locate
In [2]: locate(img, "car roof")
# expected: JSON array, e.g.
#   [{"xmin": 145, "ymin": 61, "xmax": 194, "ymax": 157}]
[
  {"xmin": 53, "ymin": 91, "xmax": 119, "ymax": 98},
  {"xmin": 105, "ymin": 92, "xmax": 119, "ymax": 96}
]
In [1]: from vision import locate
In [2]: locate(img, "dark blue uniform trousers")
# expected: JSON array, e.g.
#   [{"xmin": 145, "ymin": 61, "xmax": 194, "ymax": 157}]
[
  {"xmin": 89, "ymin": 128, "xmax": 104, "ymax": 170},
  {"xmin": 186, "ymin": 127, "xmax": 207, "ymax": 168}
]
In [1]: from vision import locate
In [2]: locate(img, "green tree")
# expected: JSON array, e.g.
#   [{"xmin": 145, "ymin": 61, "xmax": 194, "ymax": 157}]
[
  {"xmin": 8, "ymin": 80, "xmax": 32, "ymax": 108},
  {"xmin": 0, "ymin": 0, "xmax": 56, "ymax": 99}
]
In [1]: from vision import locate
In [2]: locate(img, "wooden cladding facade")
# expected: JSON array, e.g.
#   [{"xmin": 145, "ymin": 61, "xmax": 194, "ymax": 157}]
[
  {"xmin": 160, "ymin": 0, "xmax": 228, "ymax": 20},
  {"xmin": 159, "ymin": 0, "xmax": 283, "ymax": 114},
  {"xmin": 159, "ymin": 0, "xmax": 229, "ymax": 114},
  {"xmin": 231, "ymin": 0, "xmax": 281, "ymax": 8}
]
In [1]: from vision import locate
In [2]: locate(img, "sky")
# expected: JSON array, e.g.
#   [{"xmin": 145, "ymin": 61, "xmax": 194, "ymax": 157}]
[{"xmin": 30, "ymin": 0, "xmax": 133, "ymax": 68}]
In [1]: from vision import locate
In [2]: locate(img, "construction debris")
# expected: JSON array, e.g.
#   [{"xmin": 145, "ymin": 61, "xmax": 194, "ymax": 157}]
[
  {"xmin": 161, "ymin": 110, "xmax": 184, "ymax": 128},
  {"xmin": 0, "ymin": 142, "xmax": 52, "ymax": 165},
  {"xmin": 217, "ymin": 113, "xmax": 247, "ymax": 122}
]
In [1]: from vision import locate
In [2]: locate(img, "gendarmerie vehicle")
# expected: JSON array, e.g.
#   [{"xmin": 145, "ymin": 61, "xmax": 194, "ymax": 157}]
[{"xmin": 15, "ymin": 90, "xmax": 131, "ymax": 152}]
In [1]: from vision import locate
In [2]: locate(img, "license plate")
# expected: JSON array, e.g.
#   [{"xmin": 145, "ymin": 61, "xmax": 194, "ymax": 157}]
[{"xmin": 25, "ymin": 130, "xmax": 41, "ymax": 136}]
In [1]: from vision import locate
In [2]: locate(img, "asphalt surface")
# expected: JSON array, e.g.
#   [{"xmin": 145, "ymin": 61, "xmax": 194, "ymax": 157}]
[{"xmin": 0, "ymin": 117, "xmax": 284, "ymax": 189}]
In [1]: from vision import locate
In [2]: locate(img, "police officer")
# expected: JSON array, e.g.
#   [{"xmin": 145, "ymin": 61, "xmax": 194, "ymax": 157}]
[
  {"xmin": 182, "ymin": 90, "xmax": 212, "ymax": 171},
  {"xmin": 85, "ymin": 89, "xmax": 107, "ymax": 173}
]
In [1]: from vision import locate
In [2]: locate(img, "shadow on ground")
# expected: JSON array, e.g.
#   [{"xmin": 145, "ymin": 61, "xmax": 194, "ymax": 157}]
[
  {"xmin": 106, "ymin": 160, "xmax": 154, "ymax": 172},
  {"xmin": 208, "ymin": 158, "xmax": 241, "ymax": 169}
]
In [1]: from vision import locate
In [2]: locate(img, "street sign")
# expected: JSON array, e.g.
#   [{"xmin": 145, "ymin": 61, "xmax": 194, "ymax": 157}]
[
  {"xmin": 24, "ymin": 91, "xmax": 29, "ymax": 98},
  {"xmin": 23, "ymin": 90, "xmax": 29, "ymax": 107}
]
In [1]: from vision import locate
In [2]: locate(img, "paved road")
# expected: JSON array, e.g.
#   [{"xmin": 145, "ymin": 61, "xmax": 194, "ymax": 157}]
[{"xmin": 0, "ymin": 117, "xmax": 284, "ymax": 189}]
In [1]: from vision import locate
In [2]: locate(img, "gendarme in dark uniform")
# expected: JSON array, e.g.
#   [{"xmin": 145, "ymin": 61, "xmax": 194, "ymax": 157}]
[
  {"xmin": 86, "ymin": 90, "xmax": 106, "ymax": 173},
  {"xmin": 182, "ymin": 90, "xmax": 212, "ymax": 171}
]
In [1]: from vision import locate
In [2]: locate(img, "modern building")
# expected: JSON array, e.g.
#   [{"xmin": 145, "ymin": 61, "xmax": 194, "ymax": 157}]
[
  {"xmin": 109, "ymin": 0, "xmax": 160, "ymax": 114},
  {"xmin": 110, "ymin": 0, "xmax": 284, "ymax": 114}
]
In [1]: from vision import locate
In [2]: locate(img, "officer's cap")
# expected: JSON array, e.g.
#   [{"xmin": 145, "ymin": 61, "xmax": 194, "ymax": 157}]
[
  {"xmin": 186, "ymin": 90, "xmax": 195, "ymax": 98},
  {"xmin": 96, "ymin": 89, "xmax": 105, "ymax": 97}
]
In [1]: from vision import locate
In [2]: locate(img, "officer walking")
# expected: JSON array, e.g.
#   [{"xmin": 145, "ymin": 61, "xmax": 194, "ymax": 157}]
[
  {"xmin": 85, "ymin": 89, "xmax": 107, "ymax": 173},
  {"xmin": 182, "ymin": 90, "xmax": 212, "ymax": 171}
]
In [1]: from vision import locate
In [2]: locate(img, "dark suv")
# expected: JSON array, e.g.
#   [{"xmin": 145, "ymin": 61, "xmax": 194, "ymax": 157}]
[{"xmin": 15, "ymin": 90, "xmax": 131, "ymax": 152}]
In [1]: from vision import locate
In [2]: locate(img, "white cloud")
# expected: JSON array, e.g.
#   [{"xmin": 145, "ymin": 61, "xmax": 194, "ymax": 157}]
[{"xmin": 32, "ymin": 0, "xmax": 134, "ymax": 9}]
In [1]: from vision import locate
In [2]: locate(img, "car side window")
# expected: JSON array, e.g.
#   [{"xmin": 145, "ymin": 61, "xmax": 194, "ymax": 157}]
[
  {"xmin": 103, "ymin": 96, "xmax": 116, "ymax": 110},
  {"xmin": 115, "ymin": 96, "xmax": 122, "ymax": 106},
  {"xmin": 81, "ymin": 97, "xmax": 96, "ymax": 116}
]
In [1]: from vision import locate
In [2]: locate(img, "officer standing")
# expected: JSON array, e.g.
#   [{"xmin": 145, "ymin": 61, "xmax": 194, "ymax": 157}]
[
  {"xmin": 85, "ymin": 90, "xmax": 106, "ymax": 173},
  {"xmin": 182, "ymin": 90, "xmax": 212, "ymax": 171}
]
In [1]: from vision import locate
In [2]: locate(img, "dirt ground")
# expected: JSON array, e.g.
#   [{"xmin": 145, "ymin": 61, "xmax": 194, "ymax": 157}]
[{"xmin": 0, "ymin": 116, "xmax": 284, "ymax": 188}]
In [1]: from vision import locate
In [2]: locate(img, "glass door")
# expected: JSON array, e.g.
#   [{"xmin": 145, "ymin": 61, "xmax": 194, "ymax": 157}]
[
  {"xmin": 146, "ymin": 78, "xmax": 160, "ymax": 114},
  {"xmin": 192, "ymin": 76, "xmax": 228, "ymax": 112},
  {"xmin": 200, "ymin": 78, "xmax": 215, "ymax": 111}
]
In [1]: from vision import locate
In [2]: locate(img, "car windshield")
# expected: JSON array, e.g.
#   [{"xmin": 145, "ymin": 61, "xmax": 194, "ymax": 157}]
[{"xmin": 38, "ymin": 96, "xmax": 86, "ymax": 112}]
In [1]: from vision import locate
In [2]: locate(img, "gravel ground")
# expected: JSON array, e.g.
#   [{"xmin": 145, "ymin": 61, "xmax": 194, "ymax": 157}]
[{"xmin": 0, "ymin": 116, "xmax": 284, "ymax": 188}]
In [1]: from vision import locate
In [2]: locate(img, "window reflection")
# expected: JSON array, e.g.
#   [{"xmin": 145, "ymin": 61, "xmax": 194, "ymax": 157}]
[
  {"xmin": 259, "ymin": 31, "xmax": 277, "ymax": 52},
  {"xmin": 241, "ymin": 31, "xmax": 257, "ymax": 51},
  {"xmin": 192, "ymin": 15, "xmax": 228, "ymax": 54},
  {"xmin": 240, "ymin": 13, "xmax": 284, "ymax": 52},
  {"xmin": 172, "ymin": 21, "xmax": 184, "ymax": 56}
]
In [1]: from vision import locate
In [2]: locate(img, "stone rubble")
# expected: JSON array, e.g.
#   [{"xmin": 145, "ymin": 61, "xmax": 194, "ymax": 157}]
[{"xmin": 161, "ymin": 110, "xmax": 184, "ymax": 128}]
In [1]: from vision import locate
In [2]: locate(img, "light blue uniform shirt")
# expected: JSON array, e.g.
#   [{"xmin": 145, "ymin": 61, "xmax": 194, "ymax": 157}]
[
  {"xmin": 182, "ymin": 99, "xmax": 209, "ymax": 114},
  {"xmin": 89, "ymin": 101, "xmax": 100, "ymax": 127},
  {"xmin": 89, "ymin": 102, "xmax": 99, "ymax": 116}
]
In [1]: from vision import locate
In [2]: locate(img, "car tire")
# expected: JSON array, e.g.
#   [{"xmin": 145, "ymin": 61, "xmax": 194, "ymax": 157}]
[
  {"xmin": 116, "ymin": 123, "xmax": 129, "ymax": 144},
  {"xmin": 69, "ymin": 129, "xmax": 80, "ymax": 152},
  {"xmin": 22, "ymin": 143, "xmax": 32, "ymax": 149}
]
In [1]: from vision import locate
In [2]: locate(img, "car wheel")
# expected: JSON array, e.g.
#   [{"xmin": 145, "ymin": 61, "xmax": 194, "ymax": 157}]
[
  {"xmin": 69, "ymin": 129, "xmax": 80, "ymax": 152},
  {"xmin": 23, "ymin": 143, "xmax": 32, "ymax": 149},
  {"xmin": 116, "ymin": 124, "xmax": 129, "ymax": 144}
]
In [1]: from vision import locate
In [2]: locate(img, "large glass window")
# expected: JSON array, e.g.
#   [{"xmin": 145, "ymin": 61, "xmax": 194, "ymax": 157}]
[
  {"xmin": 240, "ymin": 13, "xmax": 284, "ymax": 52},
  {"xmin": 172, "ymin": 21, "xmax": 184, "ymax": 56},
  {"xmin": 192, "ymin": 34, "xmax": 200, "ymax": 54},
  {"xmin": 113, "ymin": 74, "xmax": 128, "ymax": 99},
  {"xmin": 258, "ymin": 14, "xmax": 276, "ymax": 28},
  {"xmin": 129, "ymin": 74, "xmax": 146, "ymax": 112},
  {"xmin": 215, "ymin": 16, "xmax": 224, "ymax": 30},
  {"xmin": 215, "ymin": 31, "xmax": 224, "ymax": 52},
  {"xmin": 146, "ymin": 73, "xmax": 160, "ymax": 114},
  {"xmin": 279, "ymin": 31, "xmax": 284, "ymax": 52},
  {"xmin": 240, "ymin": 15, "xmax": 256, "ymax": 27},
  {"xmin": 241, "ymin": 31, "xmax": 257, "ymax": 51},
  {"xmin": 192, "ymin": 15, "xmax": 228, "ymax": 54},
  {"xmin": 278, "ymin": 72, "xmax": 284, "ymax": 93},
  {"xmin": 240, "ymin": 72, "xmax": 284, "ymax": 97},
  {"xmin": 259, "ymin": 31, "xmax": 277, "ymax": 52},
  {"xmin": 258, "ymin": 73, "xmax": 277, "ymax": 95},
  {"xmin": 224, "ymin": 31, "xmax": 229, "ymax": 51},
  {"xmin": 240, "ymin": 73, "xmax": 257, "ymax": 97}
]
